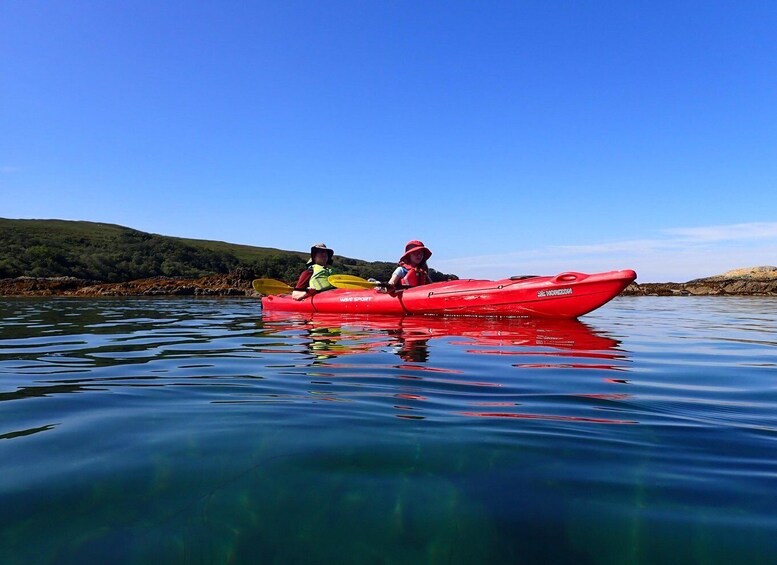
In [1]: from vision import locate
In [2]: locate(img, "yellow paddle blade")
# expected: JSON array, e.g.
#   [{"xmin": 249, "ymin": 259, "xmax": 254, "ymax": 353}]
[
  {"xmin": 327, "ymin": 274, "xmax": 380, "ymax": 290},
  {"xmin": 252, "ymin": 278, "xmax": 293, "ymax": 295}
]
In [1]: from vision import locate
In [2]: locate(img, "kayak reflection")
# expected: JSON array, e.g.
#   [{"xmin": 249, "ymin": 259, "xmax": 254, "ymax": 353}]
[{"xmin": 258, "ymin": 312, "xmax": 623, "ymax": 365}]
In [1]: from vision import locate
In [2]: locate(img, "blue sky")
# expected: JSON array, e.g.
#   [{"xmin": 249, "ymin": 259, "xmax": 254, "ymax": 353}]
[{"xmin": 2, "ymin": 1, "xmax": 775, "ymax": 282}]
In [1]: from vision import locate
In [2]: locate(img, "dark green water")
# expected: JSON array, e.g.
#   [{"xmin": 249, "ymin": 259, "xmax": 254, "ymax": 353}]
[{"xmin": 1, "ymin": 297, "xmax": 776, "ymax": 564}]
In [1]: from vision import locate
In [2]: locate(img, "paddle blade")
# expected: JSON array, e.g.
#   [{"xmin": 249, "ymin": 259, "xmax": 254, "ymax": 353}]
[
  {"xmin": 327, "ymin": 274, "xmax": 380, "ymax": 290},
  {"xmin": 252, "ymin": 278, "xmax": 293, "ymax": 295}
]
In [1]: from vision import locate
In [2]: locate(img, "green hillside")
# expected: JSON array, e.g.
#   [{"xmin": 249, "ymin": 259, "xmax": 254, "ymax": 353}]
[{"xmin": 0, "ymin": 218, "xmax": 410, "ymax": 283}]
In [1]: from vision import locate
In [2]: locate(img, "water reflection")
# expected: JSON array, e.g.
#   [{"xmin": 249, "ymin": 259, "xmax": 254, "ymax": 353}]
[
  {"xmin": 259, "ymin": 312, "xmax": 624, "ymax": 365},
  {"xmin": 0, "ymin": 302, "xmax": 633, "ymax": 429},
  {"xmin": 254, "ymin": 312, "xmax": 633, "ymax": 423}
]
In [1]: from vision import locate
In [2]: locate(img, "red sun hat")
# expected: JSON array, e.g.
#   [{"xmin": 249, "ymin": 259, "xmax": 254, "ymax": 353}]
[{"xmin": 400, "ymin": 240, "xmax": 432, "ymax": 263}]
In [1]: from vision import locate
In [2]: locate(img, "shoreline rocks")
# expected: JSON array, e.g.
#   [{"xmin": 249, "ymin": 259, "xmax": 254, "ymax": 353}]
[
  {"xmin": 621, "ymin": 280, "xmax": 777, "ymax": 296},
  {"xmin": 0, "ymin": 275, "xmax": 255, "ymax": 297},
  {"xmin": 2, "ymin": 266, "xmax": 775, "ymax": 298},
  {"xmin": 622, "ymin": 266, "xmax": 777, "ymax": 296}
]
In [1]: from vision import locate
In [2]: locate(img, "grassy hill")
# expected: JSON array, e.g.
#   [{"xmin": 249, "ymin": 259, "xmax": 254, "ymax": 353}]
[{"xmin": 0, "ymin": 218, "xmax": 408, "ymax": 283}]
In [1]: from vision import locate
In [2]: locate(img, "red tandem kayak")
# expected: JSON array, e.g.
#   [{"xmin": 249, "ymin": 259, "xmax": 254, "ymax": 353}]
[{"xmin": 261, "ymin": 269, "xmax": 637, "ymax": 319}]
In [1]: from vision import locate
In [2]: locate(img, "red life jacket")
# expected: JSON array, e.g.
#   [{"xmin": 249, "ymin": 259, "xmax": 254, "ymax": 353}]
[{"xmin": 399, "ymin": 262, "xmax": 431, "ymax": 287}]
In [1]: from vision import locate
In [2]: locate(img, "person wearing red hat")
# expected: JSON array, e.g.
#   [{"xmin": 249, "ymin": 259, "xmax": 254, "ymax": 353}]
[
  {"xmin": 387, "ymin": 240, "xmax": 433, "ymax": 288},
  {"xmin": 292, "ymin": 243, "xmax": 336, "ymax": 300}
]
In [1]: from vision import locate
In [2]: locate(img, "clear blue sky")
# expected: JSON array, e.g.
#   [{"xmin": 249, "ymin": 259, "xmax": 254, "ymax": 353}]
[{"xmin": 2, "ymin": 1, "xmax": 775, "ymax": 282}]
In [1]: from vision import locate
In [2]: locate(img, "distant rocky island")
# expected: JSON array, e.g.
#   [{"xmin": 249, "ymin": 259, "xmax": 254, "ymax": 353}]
[{"xmin": 2, "ymin": 266, "xmax": 775, "ymax": 298}]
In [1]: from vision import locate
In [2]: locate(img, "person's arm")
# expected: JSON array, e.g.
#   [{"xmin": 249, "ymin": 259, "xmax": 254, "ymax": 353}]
[
  {"xmin": 292, "ymin": 270, "xmax": 313, "ymax": 301},
  {"xmin": 386, "ymin": 267, "xmax": 405, "ymax": 289}
]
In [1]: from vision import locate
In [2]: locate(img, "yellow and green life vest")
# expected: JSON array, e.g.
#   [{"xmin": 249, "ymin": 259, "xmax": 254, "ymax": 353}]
[{"xmin": 309, "ymin": 264, "xmax": 335, "ymax": 291}]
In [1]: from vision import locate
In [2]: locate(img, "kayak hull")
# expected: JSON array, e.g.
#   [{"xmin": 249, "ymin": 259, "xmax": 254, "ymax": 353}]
[{"xmin": 261, "ymin": 269, "xmax": 636, "ymax": 319}]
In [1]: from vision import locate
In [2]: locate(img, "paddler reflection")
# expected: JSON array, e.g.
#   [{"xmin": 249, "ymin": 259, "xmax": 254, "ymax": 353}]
[
  {"xmin": 257, "ymin": 313, "xmax": 430, "ymax": 364},
  {"xmin": 313, "ymin": 320, "xmax": 431, "ymax": 363},
  {"xmin": 385, "ymin": 323, "xmax": 431, "ymax": 362},
  {"xmin": 306, "ymin": 324, "xmax": 346, "ymax": 362}
]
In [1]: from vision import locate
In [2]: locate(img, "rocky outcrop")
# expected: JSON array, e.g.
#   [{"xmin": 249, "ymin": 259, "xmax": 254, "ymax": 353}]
[
  {"xmin": 0, "ymin": 276, "xmax": 95, "ymax": 296},
  {"xmin": 622, "ymin": 266, "xmax": 777, "ymax": 296},
  {"xmin": 0, "ymin": 274, "xmax": 256, "ymax": 297},
  {"xmin": 693, "ymin": 265, "xmax": 777, "ymax": 282}
]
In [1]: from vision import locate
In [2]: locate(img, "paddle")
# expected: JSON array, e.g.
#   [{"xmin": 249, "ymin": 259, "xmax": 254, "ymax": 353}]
[
  {"xmin": 327, "ymin": 274, "xmax": 387, "ymax": 290},
  {"xmin": 252, "ymin": 278, "xmax": 293, "ymax": 295}
]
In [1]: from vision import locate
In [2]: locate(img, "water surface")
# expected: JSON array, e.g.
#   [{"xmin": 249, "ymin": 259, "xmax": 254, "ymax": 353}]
[{"xmin": 1, "ymin": 297, "xmax": 776, "ymax": 564}]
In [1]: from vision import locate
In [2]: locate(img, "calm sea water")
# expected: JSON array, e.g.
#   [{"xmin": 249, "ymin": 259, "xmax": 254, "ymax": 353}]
[{"xmin": 1, "ymin": 296, "xmax": 776, "ymax": 564}]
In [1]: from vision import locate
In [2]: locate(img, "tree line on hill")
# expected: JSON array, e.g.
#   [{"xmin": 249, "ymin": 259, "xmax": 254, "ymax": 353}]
[
  {"xmin": 0, "ymin": 219, "xmax": 455, "ymax": 283},
  {"xmin": 1, "ymin": 228, "xmax": 228, "ymax": 281}
]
